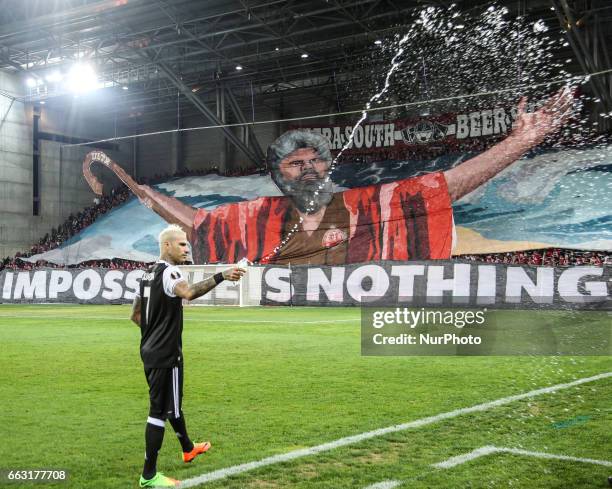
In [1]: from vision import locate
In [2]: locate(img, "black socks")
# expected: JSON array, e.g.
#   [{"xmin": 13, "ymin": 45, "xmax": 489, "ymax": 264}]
[
  {"xmin": 169, "ymin": 413, "xmax": 194, "ymax": 453},
  {"xmin": 143, "ymin": 420, "xmax": 165, "ymax": 480}
]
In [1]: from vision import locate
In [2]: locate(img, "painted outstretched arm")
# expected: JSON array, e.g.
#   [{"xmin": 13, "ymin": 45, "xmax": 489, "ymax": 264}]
[
  {"xmin": 83, "ymin": 152, "xmax": 197, "ymax": 236},
  {"xmin": 443, "ymin": 87, "xmax": 574, "ymax": 202}
]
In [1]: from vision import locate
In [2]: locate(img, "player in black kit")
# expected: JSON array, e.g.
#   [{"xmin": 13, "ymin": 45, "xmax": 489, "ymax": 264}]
[{"xmin": 130, "ymin": 224, "xmax": 245, "ymax": 488}]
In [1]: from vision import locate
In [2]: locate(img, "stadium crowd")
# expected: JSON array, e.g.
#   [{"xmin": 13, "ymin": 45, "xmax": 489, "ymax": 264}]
[
  {"xmin": 2, "ymin": 248, "xmax": 609, "ymax": 272},
  {"xmin": 2, "ymin": 187, "xmax": 131, "ymax": 270},
  {"xmin": 457, "ymin": 248, "xmax": 611, "ymax": 266},
  {"xmin": 1, "ymin": 164, "xmax": 267, "ymax": 272}
]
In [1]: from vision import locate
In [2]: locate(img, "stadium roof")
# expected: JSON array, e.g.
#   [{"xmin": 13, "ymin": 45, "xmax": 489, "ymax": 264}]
[{"xmin": 0, "ymin": 0, "xmax": 610, "ymax": 126}]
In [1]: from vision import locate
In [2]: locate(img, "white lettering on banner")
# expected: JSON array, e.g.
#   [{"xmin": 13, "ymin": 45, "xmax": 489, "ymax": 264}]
[
  {"xmin": 476, "ymin": 266, "xmax": 496, "ymax": 305},
  {"xmin": 558, "ymin": 267, "xmax": 607, "ymax": 302},
  {"xmin": 264, "ymin": 268, "xmax": 293, "ymax": 302},
  {"xmin": 365, "ymin": 125, "xmax": 374, "ymax": 148},
  {"xmin": 90, "ymin": 151, "xmax": 112, "ymax": 167},
  {"xmin": 505, "ymin": 267, "xmax": 555, "ymax": 304},
  {"xmin": 124, "ymin": 270, "xmax": 144, "ymax": 299},
  {"xmin": 102, "ymin": 270, "xmax": 125, "ymax": 300},
  {"xmin": 426, "ymin": 265, "xmax": 471, "ymax": 304},
  {"xmin": 302, "ymin": 105, "xmax": 521, "ymax": 149},
  {"xmin": 306, "ymin": 268, "xmax": 345, "ymax": 302},
  {"xmin": 261, "ymin": 263, "xmax": 609, "ymax": 307},
  {"xmin": 456, "ymin": 114, "xmax": 470, "ymax": 139},
  {"xmin": 49, "ymin": 271, "xmax": 73, "ymax": 299},
  {"xmin": 384, "ymin": 124, "xmax": 394, "ymax": 146},
  {"xmin": 346, "ymin": 265, "xmax": 390, "ymax": 301},
  {"xmin": 469, "ymin": 112, "xmax": 481, "ymax": 137},
  {"xmin": 390, "ymin": 265, "xmax": 425, "ymax": 300},
  {"xmin": 481, "ymin": 110, "xmax": 493, "ymax": 136},
  {"xmin": 493, "ymin": 107, "xmax": 507, "ymax": 134},
  {"xmin": 2, "ymin": 272, "xmax": 14, "ymax": 299},
  {"xmin": 332, "ymin": 126, "xmax": 342, "ymax": 148},
  {"xmin": 321, "ymin": 127, "xmax": 333, "ymax": 144},
  {"xmin": 73, "ymin": 269, "xmax": 102, "ymax": 300},
  {"xmin": 14, "ymin": 271, "xmax": 47, "ymax": 299},
  {"xmin": 353, "ymin": 125, "xmax": 364, "ymax": 149},
  {"xmin": 0, "ymin": 264, "xmax": 607, "ymax": 307},
  {"xmin": 344, "ymin": 127, "xmax": 354, "ymax": 148}
]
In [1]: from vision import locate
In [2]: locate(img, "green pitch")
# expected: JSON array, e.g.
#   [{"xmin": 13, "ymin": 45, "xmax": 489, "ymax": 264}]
[{"xmin": 0, "ymin": 305, "xmax": 610, "ymax": 489}]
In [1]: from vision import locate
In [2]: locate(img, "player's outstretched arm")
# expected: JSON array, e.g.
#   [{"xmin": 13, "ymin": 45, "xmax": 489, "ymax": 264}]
[
  {"xmin": 174, "ymin": 267, "xmax": 245, "ymax": 301},
  {"xmin": 443, "ymin": 87, "xmax": 574, "ymax": 202},
  {"xmin": 130, "ymin": 295, "xmax": 141, "ymax": 326}
]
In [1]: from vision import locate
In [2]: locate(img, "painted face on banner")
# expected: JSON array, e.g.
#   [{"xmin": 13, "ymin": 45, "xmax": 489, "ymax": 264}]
[{"xmin": 274, "ymin": 147, "xmax": 334, "ymax": 214}]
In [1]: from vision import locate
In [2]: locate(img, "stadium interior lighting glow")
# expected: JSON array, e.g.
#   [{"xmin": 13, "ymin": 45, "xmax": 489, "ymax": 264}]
[
  {"xmin": 45, "ymin": 71, "xmax": 63, "ymax": 83},
  {"xmin": 39, "ymin": 101, "xmax": 45, "ymax": 105},
  {"xmin": 235, "ymin": 65, "xmax": 243, "ymax": 70},
  {"xmin": 122, "ymin": 85, "xmax": 129, "ymax": 90},
  {"xmin": 374, "ymin": 39, "xmax": 382, "ymax": 45},
  {"xmin": 301, "ymin": 53, "xmax": 309, "ymax": 59},
  {"xmin": 26, "ymin": 77, "xmax": 36, "ymax": 88},
  {"xmin": 67, "ymin": 63, "xmax": 98, "ymax": 93}
]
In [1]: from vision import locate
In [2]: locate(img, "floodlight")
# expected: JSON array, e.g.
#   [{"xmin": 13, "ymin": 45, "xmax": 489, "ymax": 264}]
[{"xmin": 67, "ymin": 63, "xmax": 98, "ymax": 93}]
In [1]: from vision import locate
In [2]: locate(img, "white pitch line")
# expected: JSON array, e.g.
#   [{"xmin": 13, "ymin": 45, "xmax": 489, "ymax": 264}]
[
  {"xmin": 0, "ymin": 314, "xmax": 359, "ymax": 324},
  {"xmin": 499, "ymin": 447, "xmax": 612, "ymax": 467},
  {"xmin": 363, "ymin": 480, "xmax": 403, "ymax": 489},
  {"xmin": 433, "ymin": 446, "xmax": 612, "ymax": 469},
  {"xmin": 433, "ymin": 446, "xmax": 498, "ymax": 468},
  {"xmin": 179, "ymin": 371, "xmax": 611, "ymax": 488}
]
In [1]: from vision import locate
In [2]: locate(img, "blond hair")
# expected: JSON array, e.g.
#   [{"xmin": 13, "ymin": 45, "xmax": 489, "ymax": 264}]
[{"xmin": 158, "ymin": 224, "xmax": 186, "ymax": 252}]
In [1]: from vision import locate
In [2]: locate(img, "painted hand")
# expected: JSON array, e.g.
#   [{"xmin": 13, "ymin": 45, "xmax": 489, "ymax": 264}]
[{"xmin": 510, "ymin": 86, "xmax": 575, "ymax": 147}]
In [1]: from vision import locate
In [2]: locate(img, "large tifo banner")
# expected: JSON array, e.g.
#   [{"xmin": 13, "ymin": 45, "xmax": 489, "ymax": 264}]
[
  {"xmin": 1, "ymin": 263, "xmax": 610, "ymax": 310},
  {"xmin": 23, "ymin": 131, "xmax": 611, "ymax": 266}
]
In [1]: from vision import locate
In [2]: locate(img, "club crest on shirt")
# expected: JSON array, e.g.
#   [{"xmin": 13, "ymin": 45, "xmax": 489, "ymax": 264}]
[{"xmin": 322, "ymin": 227, "xmax": 347, "ymax": 248}]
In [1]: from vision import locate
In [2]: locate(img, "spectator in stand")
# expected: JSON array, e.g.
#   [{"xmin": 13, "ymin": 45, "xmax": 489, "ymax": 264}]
[{"xmin": 457, "ymin": 248, "xmax": 609, "ymax": 267}]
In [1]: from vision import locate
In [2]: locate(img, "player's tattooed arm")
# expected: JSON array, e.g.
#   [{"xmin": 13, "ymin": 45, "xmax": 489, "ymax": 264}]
[
  {"xmin": 130, "ymin": 295, "xmax": 141, "ymax": 326},
  {"xmin": 174, "ymin": 267, "xmax": 245, "ymax": 301}
]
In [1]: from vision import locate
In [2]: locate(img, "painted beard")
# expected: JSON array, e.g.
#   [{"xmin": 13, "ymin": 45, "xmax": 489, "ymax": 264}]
[{"xmin": 273, "ymin": 168, "xmax": 334, "ymax": 214}]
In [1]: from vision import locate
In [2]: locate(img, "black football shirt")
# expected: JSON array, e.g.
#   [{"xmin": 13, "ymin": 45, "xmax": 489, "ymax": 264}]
[{"xmin": 138, "ymin": 261, "xmax": 186, "ymax": 368}]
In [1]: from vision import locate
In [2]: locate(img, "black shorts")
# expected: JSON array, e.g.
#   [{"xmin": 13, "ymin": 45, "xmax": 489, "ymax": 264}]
[{"xmin": 144, "ymin": 364, "xmax": 183, "ymax": 420}]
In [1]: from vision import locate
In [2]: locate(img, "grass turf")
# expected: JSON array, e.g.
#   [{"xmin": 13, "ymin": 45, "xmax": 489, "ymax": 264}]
[{"xmin": 0, "ymin": 305, "xmax": 610, "ymax": 488}]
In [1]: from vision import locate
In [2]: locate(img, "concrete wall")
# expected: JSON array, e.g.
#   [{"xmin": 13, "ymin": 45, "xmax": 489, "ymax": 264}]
[
  {"xmin": 0, "ymin": 72, "xmax": 33, "ymax": 259},
  {"xmin": 0, "ymin": 71, "xmax": 134, "ymax": 258}
]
